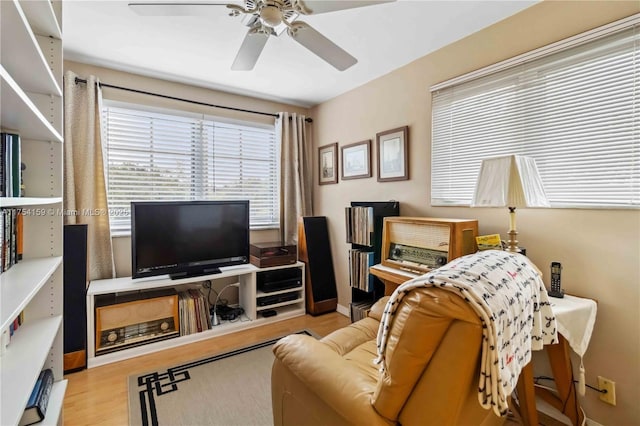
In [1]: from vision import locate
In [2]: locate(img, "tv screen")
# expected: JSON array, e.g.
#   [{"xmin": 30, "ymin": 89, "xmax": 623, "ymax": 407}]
[{"xmin": 131, "ymin": 200, "xmax": 250, "ymax": 279}]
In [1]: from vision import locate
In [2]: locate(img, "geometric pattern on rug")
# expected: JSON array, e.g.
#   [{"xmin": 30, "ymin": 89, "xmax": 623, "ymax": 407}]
[{"xmin": 129, "ymin": 330, "xmax": 316, "ymax": 426}]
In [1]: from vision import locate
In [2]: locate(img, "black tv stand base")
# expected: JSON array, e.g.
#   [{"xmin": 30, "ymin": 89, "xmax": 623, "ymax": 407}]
[{"xmin": 169, "ymin": 268, "xmax": 221, "ymax": 280}]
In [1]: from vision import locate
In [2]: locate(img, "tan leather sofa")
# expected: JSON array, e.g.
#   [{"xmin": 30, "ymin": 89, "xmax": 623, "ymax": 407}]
[{"xmin": 271, "ymin": 287, "xmax": 508, "ymax": 425}]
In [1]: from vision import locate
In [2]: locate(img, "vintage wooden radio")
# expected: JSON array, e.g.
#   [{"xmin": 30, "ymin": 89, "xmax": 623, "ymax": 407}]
[
  {"xmin": 95, "ymin": 288, "xmax": 179, "ymax": 355},
  {"xmin": 381, "ymin": 217, "xmax": 478, "ymax": 274}
]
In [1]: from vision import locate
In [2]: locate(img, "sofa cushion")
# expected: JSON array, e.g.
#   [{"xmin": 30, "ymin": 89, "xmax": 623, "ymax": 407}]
[
  {"xmin": 272, "ymin": 334, "xmax": 387, "ymax": 424},
  {"xmin": 321, "ymin": 316, "xmax": 379, "ymax": 356}
]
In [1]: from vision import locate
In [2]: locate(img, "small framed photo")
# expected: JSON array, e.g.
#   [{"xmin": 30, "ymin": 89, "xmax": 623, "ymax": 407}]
[
  {"xmin": 341, "ymin": 140, "xmax": 371, "ymax": 180},
  {"xmin": 376, "ymin": 126, "xmax": 409, "ymax": 182},
  {"xmin": 318, "ymin": 142, "xmax": 338, "ymax": 185}
]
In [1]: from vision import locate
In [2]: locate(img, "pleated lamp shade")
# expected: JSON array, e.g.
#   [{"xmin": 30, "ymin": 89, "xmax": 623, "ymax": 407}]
[
  {"xmin": 472, "ymin": 155, "xmax": 550, "ymax": 208},
  {"xmin": 471, "ymin": 155, "xmax": 549, "ymax": 253}
]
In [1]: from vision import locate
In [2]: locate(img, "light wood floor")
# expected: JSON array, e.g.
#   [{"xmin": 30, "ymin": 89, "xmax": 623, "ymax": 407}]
[
  {"xmin": 63, "ymin": 312, "xmax": 351, "ymax": 426},
  {"xmin": 63, "ymin": 311, "xmax": 563, "ymax": 426}
]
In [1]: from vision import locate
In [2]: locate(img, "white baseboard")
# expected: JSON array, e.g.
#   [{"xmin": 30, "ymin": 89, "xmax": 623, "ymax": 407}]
[{"xmin": 336, "ymin": 304, "xmax": 349, "ymax": 317}]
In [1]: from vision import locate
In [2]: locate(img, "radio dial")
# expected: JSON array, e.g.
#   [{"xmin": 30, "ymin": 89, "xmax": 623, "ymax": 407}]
[
  {"xmin": 107, "ymin": 331, "xmax": 118, "ymax": 342},
  {"xmin": 392, "ymin": 247, "xmax": 402, "ymax": 257},
  {"xmin": 436, "ymin": 256, "xmax": 447, "ymax": 266},
  {"xmin": 160, "ymin": 321, "xmax": 169, "ymax": 331}
]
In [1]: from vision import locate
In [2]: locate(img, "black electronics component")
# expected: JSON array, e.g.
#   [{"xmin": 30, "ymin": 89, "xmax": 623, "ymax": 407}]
[
  {"xmin": 257, "ymin": 267, "xmax": 302, "ymax": 293},
  {"xmin": 211, "ymin": 305, "xmax": 245, "ymax": 321},
  {"xmin": 257, "ymin": 292, "xmax": 298, "ymax": 307},
  {"xmin": 260, "ymin": 310, "xmax": 277, "ymax": 318}
]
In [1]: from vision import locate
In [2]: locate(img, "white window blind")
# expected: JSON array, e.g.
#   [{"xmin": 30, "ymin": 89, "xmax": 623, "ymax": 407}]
[
  {"xmin": 431, "ymin": 23, "xmax": 639, "ymax": 209},
  {"xmin": 102, "ymin": 105, "xmax": 279, "ymax": 235}
]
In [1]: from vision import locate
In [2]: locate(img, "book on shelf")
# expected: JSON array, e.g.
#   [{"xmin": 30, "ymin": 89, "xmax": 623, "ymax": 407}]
[
  {"xmin": 1, "ymin": 208, "xmax": 23, "ymax": 272},
  {"xmin": 1, "ymin": 132, "xmax": 22, "ymax": 198},
  {"xmin": 178, "ymin": 289, "xmax": 211, "ymax": 336},
  {"xmin": 475, "ymin": 234, "xmax": 503, "ymax": 251},
  {"xmin": 345, "ymin": 206, "xmax": 373, "ymax": 246},
  {"xmin": 350, "ymin": 300, "xmax": 373, "ymax": 322},
  {"xmin": 16, "ymin": 210, "xmax": 23, "ymax": 261},
  {"xmin": 0, "ymin": 311, "xmax": 24, "ymax": 356},
  {"xmin": 19, "ymin": 368, "xmax": 54, "ymax": 426},
  {"xmin": 0, "ymin": 134, "xmax": 4, "ymax": 197},
  {"xmin": 348, "ymin": 249, "xmax": 374, "ymax": 293}
]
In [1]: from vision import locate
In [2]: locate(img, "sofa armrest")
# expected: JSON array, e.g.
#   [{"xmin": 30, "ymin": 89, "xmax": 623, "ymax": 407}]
[{"xmin": 273, "ymin": 334, "xmax": 389, "ymax": 424}]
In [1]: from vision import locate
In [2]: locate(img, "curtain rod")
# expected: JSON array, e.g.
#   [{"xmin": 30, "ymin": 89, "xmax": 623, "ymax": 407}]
[{"xmin": 74, "ymin": 77, "xmax": 312, "ymax": 123}]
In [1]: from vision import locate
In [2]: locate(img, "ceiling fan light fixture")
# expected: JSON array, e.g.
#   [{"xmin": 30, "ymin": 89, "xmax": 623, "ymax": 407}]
[{"xmin": 260, "ymin": 5, "xmax": 282, "ymax": 27}]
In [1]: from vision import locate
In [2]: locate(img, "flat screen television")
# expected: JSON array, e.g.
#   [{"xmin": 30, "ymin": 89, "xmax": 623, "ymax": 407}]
[{"xmin": 131, "ymin": 200, "xmax": 250, "ymax": 279}]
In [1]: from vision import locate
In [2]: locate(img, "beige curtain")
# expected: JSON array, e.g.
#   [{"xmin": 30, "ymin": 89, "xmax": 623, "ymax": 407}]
[
  {"xmin": 63, "ymin": 71, "xmax": 115, "ymax": 280},
  {"xmin": 278, "ymin": 112, "xmax": 313, "ymax": 244}
]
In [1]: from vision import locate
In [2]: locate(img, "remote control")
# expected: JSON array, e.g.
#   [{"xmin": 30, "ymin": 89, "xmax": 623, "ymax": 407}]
[{"xmin": 549, "ymin": 261, "xmax": 564, "ymax": 298}]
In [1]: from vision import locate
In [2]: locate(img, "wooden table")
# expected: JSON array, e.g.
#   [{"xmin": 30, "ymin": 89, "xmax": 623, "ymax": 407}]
[
  {"xmin": 517, "ymin": 295, "xmax": 597, "ymax": 425},
  {"xmin": 369, "ymin": 263, "xmax": 419, "ymax": 295},
  {"xmin": 369, "ymin": 264, "xmax": 597, "ymax": 425}
]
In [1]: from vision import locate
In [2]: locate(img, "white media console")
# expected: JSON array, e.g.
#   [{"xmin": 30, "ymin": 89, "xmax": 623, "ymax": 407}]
[{"xmin": 86, "ymin": 262, "xmax": 305, "ymax": 368}]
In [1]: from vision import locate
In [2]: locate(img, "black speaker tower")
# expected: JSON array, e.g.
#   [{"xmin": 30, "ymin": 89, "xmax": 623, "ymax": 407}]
[
  {"xmin": 63, "ymin": 224, "xmax": 89, "ymax": 372},
  {"xmin": 298, "ymin": 216, "xmax": 338, "ymax": 315}
]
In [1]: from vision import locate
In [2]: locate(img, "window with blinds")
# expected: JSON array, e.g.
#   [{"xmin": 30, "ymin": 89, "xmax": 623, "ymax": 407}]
[
  {"xmin": 102, "ymin": 105, "xmax": 279, "ymax": 235},
  {"xmin": 431, "ymin": 23, "xmax": 639, "ymax": 208}
]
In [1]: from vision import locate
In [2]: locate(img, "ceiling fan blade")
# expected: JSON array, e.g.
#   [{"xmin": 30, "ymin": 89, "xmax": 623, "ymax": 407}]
[
  {"xmin": 128, "ymin": 2, "xmax": 237, "ymax": 16},
  {"xmin": 288, "ymin": 22, "xmax": 356, "ymax": 71},
  {"xmin": 232, "ymin": 27, "xmax": 270, "ymax": 70},
  {"xmin": 297, "ymin": 0, "xmax": 395, "ymax": 15}
]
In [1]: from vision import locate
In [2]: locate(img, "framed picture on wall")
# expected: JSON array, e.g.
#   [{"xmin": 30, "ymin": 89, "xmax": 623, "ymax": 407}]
[
  {"xmin": 318, "ymin": 142, "xmax": 338, "ymax": 185},
  {"xmin": 341, "ymin": 140, "xmax": 372, "ymax": 180},
  {"xmin": 376, "ymin": 126, "xmax": 409, "ymax": 182}
]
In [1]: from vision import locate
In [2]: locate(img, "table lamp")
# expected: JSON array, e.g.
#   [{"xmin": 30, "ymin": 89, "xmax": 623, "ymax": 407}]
[{"xmin": 471, "ymin": 155, "xmax": 549, "ymax": 253}]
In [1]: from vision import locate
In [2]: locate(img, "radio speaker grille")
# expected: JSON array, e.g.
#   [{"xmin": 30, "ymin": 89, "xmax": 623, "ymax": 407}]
[{"xmin": 389, "ymin": 222, "xmax": 449, "ymax": 251}]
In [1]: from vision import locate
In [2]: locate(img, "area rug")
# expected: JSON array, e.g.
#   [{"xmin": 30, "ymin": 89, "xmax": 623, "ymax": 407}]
[{"xmin": 128, "ymin": 330, "xmax": 317, "ymax": 426}]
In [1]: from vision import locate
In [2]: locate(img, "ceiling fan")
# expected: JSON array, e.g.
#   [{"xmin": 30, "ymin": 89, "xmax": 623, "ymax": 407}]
[{"xmin": 128, "ymin": 0, "xmax": 395, "ymax": 71}]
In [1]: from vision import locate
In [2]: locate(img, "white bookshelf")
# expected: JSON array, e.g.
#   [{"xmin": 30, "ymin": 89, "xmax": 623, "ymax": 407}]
[
  {"xmin": 0, "ymin": 197, "xmax": 63, "ymax": 208},
  {"xmin": 0, "ymin": 0, "xmax": 61, "ymax": 97},
  {"xmin": 0, "ymin": 316, "xmax": 62, "ymax": 426},
  {"xmin": 0, "ymin": 0, "xmax": 64, "ymax": 424},
  {"xmin": 0, "ymin": 66, "xmax": 63, "ymax": 143},
  {"xmin": 0, "ymin": 257, "xmax": 63, "ymax": 331},
  {"xmin": 87, "ymin": 262, "xmax": 306, "ymax": 367},
  {"xmin": 19, "ymin": 0, "xmax": 63, "ymax": 40}
]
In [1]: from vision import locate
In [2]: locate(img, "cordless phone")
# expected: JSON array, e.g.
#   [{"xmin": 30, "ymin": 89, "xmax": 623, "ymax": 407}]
[{"xmin": 549, "ymin": 261, "xmax": 564, "ymax": 298}]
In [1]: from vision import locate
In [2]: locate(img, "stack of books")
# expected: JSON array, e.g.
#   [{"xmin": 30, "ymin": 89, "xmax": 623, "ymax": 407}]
[
  {"xmin": 178, "ymin": 289, "xmax": 211, "ymax": 335},
  {"xmin": 1, "ymin": 208, "xmax": 24, "ymax": 272},
  {"xmin": 348, "ymin": 249, "xmax": 375, "ymax": 292},
  {"xmin": 349, "ymin": 301, "xmax": 373, "ymax": 322},
  {"xmin": 1, "ymin": 311, "xmax": 24, "ymax": 356},
  {"xmin": 345, "ymin": 206, "xmax": 374, "ymax": 246}
]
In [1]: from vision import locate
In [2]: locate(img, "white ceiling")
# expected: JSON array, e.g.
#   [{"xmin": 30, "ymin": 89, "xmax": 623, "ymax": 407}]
[{"xmin": 63, "ymin": 0, "xmax": 537, "ymax": 108}]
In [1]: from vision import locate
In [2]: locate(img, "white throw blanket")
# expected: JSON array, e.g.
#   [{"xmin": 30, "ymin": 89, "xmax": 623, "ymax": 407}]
[{"xmin": 374, "ymin": 250, "xmax": 558, "ymax": 417}]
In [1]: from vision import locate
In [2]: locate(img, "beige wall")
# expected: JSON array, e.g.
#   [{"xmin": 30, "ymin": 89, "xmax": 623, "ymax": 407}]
[
  {"xmin": 311, "ymin": 2, "xmax": 640, "ymax": 425},
  {"xmin": 64, "ymin": 61, "xmax": 309, "ymax": 276}
]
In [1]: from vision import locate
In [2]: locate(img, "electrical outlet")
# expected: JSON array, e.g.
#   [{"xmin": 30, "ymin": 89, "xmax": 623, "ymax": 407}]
[{"xmin": 598, "ymin": 376, "xmax": 616, "ymax": 406}]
